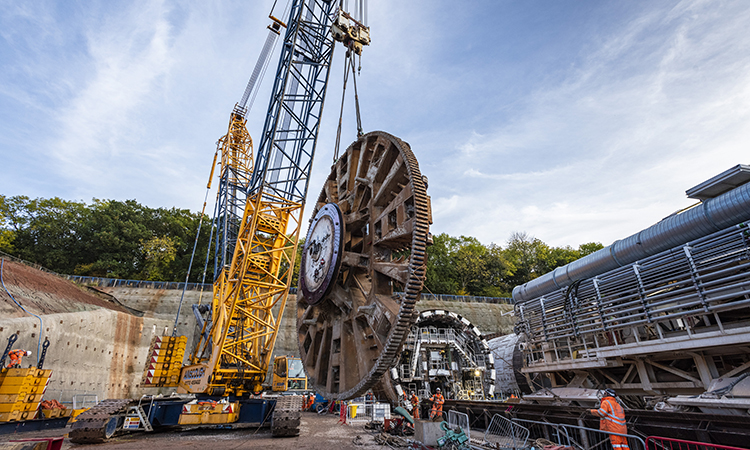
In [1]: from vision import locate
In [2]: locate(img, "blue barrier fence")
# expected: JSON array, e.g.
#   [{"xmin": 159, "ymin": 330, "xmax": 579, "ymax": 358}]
[
  {"xmin": 0, "ymin": 251, "xmax": 514, "ymax": 305},
  {"xmin": 65, "ymin": 275, "xmax": 514, "ymax": 304}
]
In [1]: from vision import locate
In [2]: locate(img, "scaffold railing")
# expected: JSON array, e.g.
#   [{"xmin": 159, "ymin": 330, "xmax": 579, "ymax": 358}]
[{"xmin": 515, "ymin": 223, "xmax": 750, "ymax": 365}]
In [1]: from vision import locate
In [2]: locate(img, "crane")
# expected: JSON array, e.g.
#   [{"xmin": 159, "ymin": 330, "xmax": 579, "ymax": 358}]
[
  {"xmin": 70, "ymin": 0, "xmax": 371, "ymax": 442},
  {"xmin": 180, "ymin": 0, "xmax": 370, "ymax": 398}
]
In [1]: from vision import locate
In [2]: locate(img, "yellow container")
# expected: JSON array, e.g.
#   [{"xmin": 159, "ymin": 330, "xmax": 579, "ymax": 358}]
[
  {"xmin": 0, "ymin": 376, "xmax": 33, "ymax": 387},
  {"xmin": 0, "ymin": 403, "xmax": 23, "ymax": 413},
  {"xmin": 42, "ymin": 408, "xmax": 63, "ymax": 418},
  {"xmin": 0, "ymin": 410, "xmax": 21, "ymax": 422},
  {"xmin": 24, "ymin": 394, "xmax": 44, "ymax": 403},
  {"xmin": 0, "ymin": 394, "xmax": 22, "ymax": 403},
  {"xmin": 26, "ymin": 384, "xmax": 47, "ymax": 395},
  {"xmin": 18, "ymin": 409, "xmax": 37, "ymax": 420},
  {"xmin": 70, "ymin": 408, "xmax": 89, "ymax": 419},
  {"xmin": 0, "ymin": 384, "xmax": 29, "ymax": 395},
  {"xmin": 0, "ymin": 401, "xmax": 39, "ymax": 413},
  {"xmin": 3, "ymin": 368, "xmax": 36, "ymax": 378}
]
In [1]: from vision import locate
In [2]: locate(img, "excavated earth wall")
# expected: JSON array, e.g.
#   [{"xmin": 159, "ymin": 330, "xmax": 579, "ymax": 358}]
[{"xmin": 1, "ymin": 259, "xmax": 514, "ymax": 404}]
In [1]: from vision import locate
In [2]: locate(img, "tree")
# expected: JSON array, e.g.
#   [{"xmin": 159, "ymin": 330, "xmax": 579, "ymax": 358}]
[
  {"xmin": 141, "ymin": 236, "xmax": 177, "ymax": 281},
  {"xmin": 0, "ymin": 195, "xmax": 16, "ymax": 253},
  {"xmin": 425, "ymin": 233, "xmax": 460, "ymax": 294},
  {"xmin": 505, "ymin": 232, "xmax": 550, "ymax": 286},
  {"xmin": 452, "ymin": 236, "xmax": 489, "ymax": 296},
  {"xmin": 481, "ymin": 244, "xmax": 514, "ymax": 297},
  {"xmin": 5, "ymin": 196, "xmax": 90, "ymax": 272},
  {"xmin": 578, "ymin": 242, "xmax": 604, "ymax": 257}
]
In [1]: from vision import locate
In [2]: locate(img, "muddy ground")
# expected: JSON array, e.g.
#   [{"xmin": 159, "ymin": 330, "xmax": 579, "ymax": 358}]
[{"xmin": 0, "ymin": 412, "xmax": 402, "ymax": 449}]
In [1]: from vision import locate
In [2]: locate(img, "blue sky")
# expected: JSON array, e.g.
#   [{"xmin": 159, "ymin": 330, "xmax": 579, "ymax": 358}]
[{"xmin": 1, "ymin": 0, "xmax": 749, "ymax": 249}]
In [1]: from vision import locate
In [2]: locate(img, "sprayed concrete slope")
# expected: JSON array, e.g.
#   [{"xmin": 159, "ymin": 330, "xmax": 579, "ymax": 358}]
[{"xmin": 1, "ymin": 260, "xmax": 514, "ymax": 403}]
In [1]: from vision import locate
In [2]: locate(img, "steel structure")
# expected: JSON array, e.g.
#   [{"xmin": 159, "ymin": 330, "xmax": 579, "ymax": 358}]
[
  {"xmin": 212, "ymin": 109, "xmax": 253, "ymax": 285},
  {"xmin": 211, "ymin": 17, "xmax": 285, "ymax": 284},
  {"xmin": 182, "ymin": 0, "xmax": 339, "ymax": 396},
  {"xmin": 296, "ymin": 131, "xmax": 431, "ymax": 400},
  {"xmin": 386, "ymin": 309, "xmax": 496, "ymax": 403},
  {"xmin": 504, "ymin": 166, "xmax": 750, "ymax": 414}
]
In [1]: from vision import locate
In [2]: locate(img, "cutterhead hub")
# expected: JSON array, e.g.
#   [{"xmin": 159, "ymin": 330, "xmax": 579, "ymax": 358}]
[{"xmin": 299, "ymin": 203, "xmax": 344, "ymax": 305}]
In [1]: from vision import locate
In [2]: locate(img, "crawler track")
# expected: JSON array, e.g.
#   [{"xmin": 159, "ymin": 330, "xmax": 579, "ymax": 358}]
[
  {"xmin": 271, "ymin": 395, "xmax": 302, "ymax": 437},
  {"xmin": 69, "ymin": 398, "xmax": 135, "ymax": 444}
]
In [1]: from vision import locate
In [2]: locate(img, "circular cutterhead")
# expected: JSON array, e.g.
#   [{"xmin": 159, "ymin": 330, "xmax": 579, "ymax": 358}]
[
  {"xmin": 296, "ymin": 131, "xmax": 431, "ymax": 401},
  {"xmin": 299, "ymin": 203, "xmax": 344, "ymax": 305}
]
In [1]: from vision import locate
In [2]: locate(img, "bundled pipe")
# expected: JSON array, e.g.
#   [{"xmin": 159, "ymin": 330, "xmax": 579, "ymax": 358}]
[{"xmin": 513, "ymin": 178, "xmax": 750, "ymax": 303}]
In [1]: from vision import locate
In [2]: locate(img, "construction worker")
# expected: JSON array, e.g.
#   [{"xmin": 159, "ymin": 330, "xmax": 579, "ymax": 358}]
[
  {"xmin": 305, "ymin": 393, "xmax": 314, "ymax": 411},
  {"xmin": 429, "ymin": 387, "xmax": 444, "ymax": 421},
  {"xmin": 6, "ymin": 349, "xmax": 31, "ymax": 368},
  {"xmin": 589, "ymin": 388, "xmax": 630, "ymax": 450},
  {"xmin": 409, "ymin": 391, "xmax": 420, "ymax": 419},
  {"xmin": 365, "ymin": 390, "xmax": 375, "ymax": 404}
]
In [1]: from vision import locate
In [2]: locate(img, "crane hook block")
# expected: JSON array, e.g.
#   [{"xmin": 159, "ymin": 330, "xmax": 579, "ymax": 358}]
[{"xmin": 331, "ymin": 9, "xmax": 370, "ymax": 55}]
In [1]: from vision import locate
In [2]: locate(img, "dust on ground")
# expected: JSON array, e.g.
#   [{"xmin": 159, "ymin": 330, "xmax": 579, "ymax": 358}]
[{"xmin": 0, "ymin": 413, "xmax": 399, "ymax": 450}]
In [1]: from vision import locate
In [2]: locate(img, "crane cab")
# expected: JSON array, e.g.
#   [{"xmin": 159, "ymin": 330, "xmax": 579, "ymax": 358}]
[{"xmin": 272, "ymin": 356, "xmax": 307, "ymax": 392}]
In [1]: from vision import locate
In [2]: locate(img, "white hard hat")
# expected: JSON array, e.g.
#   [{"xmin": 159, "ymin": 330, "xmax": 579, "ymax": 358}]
[{"xmin": 25, "ymin": 351, "xmax": 32, "ymax": 356}]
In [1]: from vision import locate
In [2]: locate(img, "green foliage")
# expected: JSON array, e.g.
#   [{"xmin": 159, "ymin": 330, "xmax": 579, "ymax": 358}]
[
  {"xmin": 425, "ymin": 231, "xmax": 604, "ymax": 298},
  {"xmin": 578, "ymin": 242, "xmax": 604, "ymax": 257},
  {"xmin": 0, "ymin": 194, "xmax": 607, "ymax": 293},
  {"xmin": 0, "ymin": 196, "xmax": 15, "ymax": 253},
  {"xmin": 141, "ymin": 236, "xmax": 177, "ymax": 281},
  {"xmin": 0, "ymin": 195, "xmax": 212, "ymax": 282}
]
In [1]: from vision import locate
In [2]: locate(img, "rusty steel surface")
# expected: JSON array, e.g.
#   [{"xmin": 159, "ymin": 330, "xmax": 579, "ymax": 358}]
[{"xmin": 296, "ymin": 131, "xmax": 431, "ymax": 400}]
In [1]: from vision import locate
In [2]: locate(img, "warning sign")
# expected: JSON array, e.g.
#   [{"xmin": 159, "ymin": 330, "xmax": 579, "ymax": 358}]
[{"xmin": 124, "ymin": 416, "xmax": 141, "ymax": 429}]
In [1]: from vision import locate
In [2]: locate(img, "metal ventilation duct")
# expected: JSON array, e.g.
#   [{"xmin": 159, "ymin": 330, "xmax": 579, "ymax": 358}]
[{"xmin": 513, "ymin": 167, "xmax": 750, "ymax": 303}]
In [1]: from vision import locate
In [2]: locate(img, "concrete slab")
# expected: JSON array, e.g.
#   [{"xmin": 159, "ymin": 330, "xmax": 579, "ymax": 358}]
[{"xmin": 414, "ymin": 420, "xmax": 444, "ymax": 447}]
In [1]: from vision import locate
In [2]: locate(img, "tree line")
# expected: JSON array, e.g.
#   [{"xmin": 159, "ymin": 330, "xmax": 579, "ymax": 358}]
[
  {"xmin": 0, "ymin": 196, "xmax": 212, "ymax": 282},
  {"xmin": 424, "ymin": 233, "xmax": 603, "ymax": 298},
  {"xmin": 0, "ymin": 195, "xmax": 603, "ymax": 296}
]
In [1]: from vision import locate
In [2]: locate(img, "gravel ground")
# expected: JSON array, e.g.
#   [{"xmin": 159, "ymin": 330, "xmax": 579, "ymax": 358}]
[{"xmin": 0, "ymin": 413, "xmax": 401, "ymax": 450}]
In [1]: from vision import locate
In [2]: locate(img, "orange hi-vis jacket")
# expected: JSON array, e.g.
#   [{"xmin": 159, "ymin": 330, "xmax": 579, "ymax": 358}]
[
  {"xmin": 6, "ymin": 349, "xmax": 26, "ymax": 368},
  {"xmin": 591, "ymin": 396, "xmax": 627, "ymax": 434},
  {"xmin": 429, "ymin": 392, "xmax": 444, "ymax": 419},
  {"xmin": 410, "ymin": 394, "xmax": 420, "ymax": 419}
]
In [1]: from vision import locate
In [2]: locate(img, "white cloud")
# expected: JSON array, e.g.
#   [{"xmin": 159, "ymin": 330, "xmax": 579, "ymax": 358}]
[{"xmin": 424, "ymin": 0, "xmax": 750, "ymax": 248}]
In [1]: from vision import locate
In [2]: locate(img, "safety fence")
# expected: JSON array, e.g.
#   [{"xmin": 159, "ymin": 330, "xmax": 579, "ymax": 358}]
[
  {"xmin": 0, "ymin": 250, "xmax": 58, "ymax": 275},
  {"xmin": 448, "ymin": 410, "xmax": 471, "ymax": 442},
  {"xmin": 345, "ymin": 401, "xmax": 390, "ymax": 424},
  {"xmin": 420, "ymin": 293, "xmax": 514, "ymax": 304},
  {"xmin": 508, "ymin": 418, "xmax": 646, "ymax": 450},
  {"xmin": 483, "ymin": 413, "xmax": 529, "ymax": 449},
  {"xmin": 646, "ymin": 436, "xmax": 750, "ymax": 450},
  {"xmin": 63, "ymin": 275, "xmax": 213, "ymax": 292},
  {"xmin": 43, "ymin": 389, "xmax": 100, "ymax": 409}
]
